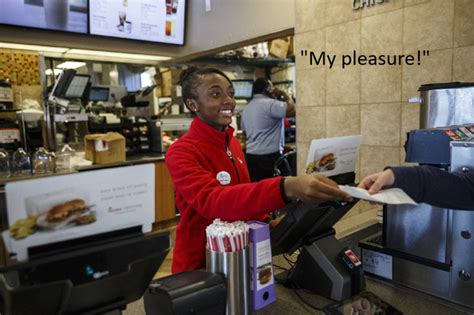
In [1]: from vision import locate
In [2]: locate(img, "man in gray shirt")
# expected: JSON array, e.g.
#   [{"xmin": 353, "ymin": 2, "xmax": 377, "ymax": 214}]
[{"xmin": 241, "ymin": 78, "xmax": 295, "ymax": 182}]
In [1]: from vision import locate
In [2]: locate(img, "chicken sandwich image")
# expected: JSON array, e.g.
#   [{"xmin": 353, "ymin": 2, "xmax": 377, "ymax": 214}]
[
  {"xmin": 319, "ymin": 153, "xmax": 336, "ymax": 171},
  {"xmin": 46, "ymin": 199, "xmax": 89, "ymax": 223}
]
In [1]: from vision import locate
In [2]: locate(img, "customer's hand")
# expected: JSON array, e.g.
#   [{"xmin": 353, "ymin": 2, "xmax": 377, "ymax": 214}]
[
  {"xmin": 284, "ymin": 174, "xmax": 352, "ymax": 203},
  {"xmin": 358, "ymin": 169, "xmax": 395, "ymax": 194}
]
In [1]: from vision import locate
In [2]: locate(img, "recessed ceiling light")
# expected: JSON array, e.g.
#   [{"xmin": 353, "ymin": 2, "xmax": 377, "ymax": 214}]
[
  {"xmin": 45, "ymin": 69, "xmax": 63, "ymax": 76},
  {"xmin": 56, "ymin": 61, "xmax": 87, "ymax": 69}
]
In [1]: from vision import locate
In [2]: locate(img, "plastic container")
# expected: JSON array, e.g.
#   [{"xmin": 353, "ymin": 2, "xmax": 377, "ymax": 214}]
[{"xmin": 12, "ymin": 147, "xmax": 31, "ymax": 175}]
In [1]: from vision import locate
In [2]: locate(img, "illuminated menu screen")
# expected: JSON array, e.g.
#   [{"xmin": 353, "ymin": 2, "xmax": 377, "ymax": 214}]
[
  {"xmin": 89, "ymin": 0, "xmax": 185, "ymax": 45},
  {"xmin": 0, "ymin": 0, "xmax": 88, "ymax": 33}
]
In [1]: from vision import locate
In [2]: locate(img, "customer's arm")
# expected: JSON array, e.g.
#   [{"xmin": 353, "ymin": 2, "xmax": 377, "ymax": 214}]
[{"xmin": 359, "ymin": 166, "xmax": 474, "ymax": 210}]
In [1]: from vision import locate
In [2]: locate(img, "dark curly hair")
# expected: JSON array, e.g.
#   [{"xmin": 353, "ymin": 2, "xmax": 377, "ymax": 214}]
[{"xmin": 178, "ymin": 67, "xmax": 233, "ymax": 113}]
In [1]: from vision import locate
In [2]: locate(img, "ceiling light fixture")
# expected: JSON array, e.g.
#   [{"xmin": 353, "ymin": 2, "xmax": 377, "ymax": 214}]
[
  {"xmin": 56, "ymin": 61, "xmax": 87, "ymax": 69},
  {"xmin": 0, "ymin": 42, "xmax": 69, "ymax": 53},
  {"xmin": 0, "ymin": 42, "xmax": 173, "ymax": 64},
  {"xmin": 66, "ymin": 49, "xmax": 172, "ymax": 61}
]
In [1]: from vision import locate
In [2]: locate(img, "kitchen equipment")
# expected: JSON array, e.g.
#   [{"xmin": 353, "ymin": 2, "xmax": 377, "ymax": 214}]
[
  {"xmin": 371, "ymin": 86, "xmax": 474, "ymax": 308},
  {"xmin": 149, "ymin": 117, "xmax": 192, "ymax": 153},
  {"xmin": 0, "ymin": 80, "xmax": 13, "ymax": 110},
  {"xmin": 411, "ymin": 82, "xmax": 474, "ymax": 129},
  {"xmin": 16, "ymin": 109, "xmax": 44, "ymax": 152},
  {"xmin": 0, "ymin": 149, "xmax": 10, "ymax": 177},
  {"xmin": 360, "ymin": 141, "xmax": 474, "ymax": 310},
  {"xmin": 0, "ymin": 119, "xmax": 20, "ymax": 151}
]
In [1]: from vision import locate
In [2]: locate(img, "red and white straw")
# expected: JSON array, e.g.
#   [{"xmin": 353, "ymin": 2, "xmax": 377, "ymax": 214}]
[{"xmin": 206, "ymin": 219, "xmax": 249, "ymax": 252}]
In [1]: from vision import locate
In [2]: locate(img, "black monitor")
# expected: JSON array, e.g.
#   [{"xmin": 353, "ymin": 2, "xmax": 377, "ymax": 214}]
[
  {"xmin": 89, "ymin": 87, "xmax": 110, "ymax": 102},
  {"xmin": 271, "ymin": 171, "xmax": 357, "ymax": 256},
  {"xmin": 64, "ymin": 75, "xmax": 90, "ymax": 99},
  {"xmin": 271, "ymin": 200, "xmax": 357, "ymax": 256},
  {"xmin": 0, "ymin": 229, "xmax": 170, "ymax": 314},
  {"xmin": 51, "ymin": 69, "xmax": 91, "ymax": 100}
]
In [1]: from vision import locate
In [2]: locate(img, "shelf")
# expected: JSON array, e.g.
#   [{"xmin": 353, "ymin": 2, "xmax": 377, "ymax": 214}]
[
  {"xmin": 164, "ymin": 55, "xmax": 295, "ymax": 68},
  {"xmin": 273, "ymin": 80, "xmax": 293, "ymax": 85}
]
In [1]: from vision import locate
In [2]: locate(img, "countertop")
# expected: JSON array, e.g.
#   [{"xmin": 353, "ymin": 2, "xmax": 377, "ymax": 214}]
[
  {"xmin": 0, "ymin": 153, "xmax": 165, "ymax": 186},
  {"xmin": 122, "ymin": 272, "xmax": 472, "ymax": 315}
]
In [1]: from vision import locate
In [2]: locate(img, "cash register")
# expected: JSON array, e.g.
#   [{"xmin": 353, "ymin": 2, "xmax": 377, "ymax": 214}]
[
  {"xmin": 44, "ymin": 69, "xmax": 91, "ymax": 151},
  {"xmin": 271, "ymin": 172, "xmax": 365, "ymax": 302}
]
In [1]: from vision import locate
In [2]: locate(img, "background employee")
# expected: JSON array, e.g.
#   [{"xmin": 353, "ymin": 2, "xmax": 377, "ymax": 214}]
[{"xmin": 241, "ymin": 78, "xmax": 295, "ymax": 182}]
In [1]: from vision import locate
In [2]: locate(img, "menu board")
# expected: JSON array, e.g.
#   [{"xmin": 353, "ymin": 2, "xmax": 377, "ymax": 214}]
[
  {"xmin": 4, "ymin": 164, "xmax": 155, "ymax": 261},
  {"xmin": 0, "ymin": 0, "xmax": 88, "ymax": 33},
  {"xmin": 89, "ymin": 0, "xmax": 186, "ymax": 45}
]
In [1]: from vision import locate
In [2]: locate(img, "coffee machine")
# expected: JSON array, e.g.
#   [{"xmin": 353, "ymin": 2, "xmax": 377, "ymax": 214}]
[{"xmin": 360, "ymin": 82, "xmax": 474, "ymax": 310}]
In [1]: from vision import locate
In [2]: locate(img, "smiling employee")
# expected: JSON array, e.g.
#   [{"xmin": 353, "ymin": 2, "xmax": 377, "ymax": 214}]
[{"xmin": 165, "ymin": 67, "xmax": 352, "ymax": 273}]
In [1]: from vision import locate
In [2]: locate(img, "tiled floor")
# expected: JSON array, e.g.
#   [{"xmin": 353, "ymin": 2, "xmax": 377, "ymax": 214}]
[{"xmin": 153, "ymin": 227, "xmax": 175, "ymax": 280}]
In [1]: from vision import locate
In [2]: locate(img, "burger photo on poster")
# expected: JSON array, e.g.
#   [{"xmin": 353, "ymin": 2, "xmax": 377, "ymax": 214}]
[
  {"xmin": 10, "ymin": 190, "xmax": 97, "ymax": 240},
  {"xmin": 257, "ymin": 264, "xmax": 273, "ymax": 285},
  {"xmin": 305, "ymin": 152, "xmax": 337, "ymax": 174}
]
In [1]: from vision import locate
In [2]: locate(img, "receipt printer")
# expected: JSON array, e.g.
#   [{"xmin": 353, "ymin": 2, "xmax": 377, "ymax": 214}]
[{"xmin": 143, "ymin": 270, "xmax": 227, "ymax": 315}]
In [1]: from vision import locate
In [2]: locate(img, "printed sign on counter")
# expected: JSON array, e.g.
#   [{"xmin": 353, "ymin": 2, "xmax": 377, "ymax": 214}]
[
  {"xmin": 306, "ymin": 135, "xmax": 363, "ymax": 177},
  {"xmin": 247, "ymin": 221, "xmax": 276, "ymax": 310},
  {"xmin": 4, "ymin": 164, "xmax": 155, "ymax": 261}
]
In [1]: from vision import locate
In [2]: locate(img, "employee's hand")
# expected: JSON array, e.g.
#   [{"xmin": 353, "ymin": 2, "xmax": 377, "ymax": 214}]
[
  {"xmin": 284, "ymin": 174, "xmax": 352, "ymax": 203},
  {"xmin": 358, "ymin": 169, "xmax": 395, "ymax": 194},
  {"xmin": 271, "ymin": 88, "xmax": 289, "ymax": 101}
]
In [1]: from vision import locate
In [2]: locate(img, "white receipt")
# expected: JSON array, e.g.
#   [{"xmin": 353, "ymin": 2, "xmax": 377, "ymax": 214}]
[{"xmin": 339, "ymin": 185, "xmax": 417, "ymax": 206}]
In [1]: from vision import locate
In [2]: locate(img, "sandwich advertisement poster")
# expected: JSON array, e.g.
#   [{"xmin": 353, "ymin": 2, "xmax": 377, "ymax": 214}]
[
  {"xmin": 306, "ymin": 135, "xmax": 363, "ymax": 177},
  {"xmin": 4, "ymin": 164, "xmax": 155, "ymax": 261}
]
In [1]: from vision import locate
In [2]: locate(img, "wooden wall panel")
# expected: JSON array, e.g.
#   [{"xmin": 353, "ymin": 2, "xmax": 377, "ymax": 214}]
[{"xmin": 155, "ymin": 161, "xmax": 177, "ymax": 222}]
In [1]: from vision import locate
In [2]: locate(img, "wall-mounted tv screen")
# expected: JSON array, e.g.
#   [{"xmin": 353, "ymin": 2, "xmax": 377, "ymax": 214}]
[
  {"xmin": 89, "ymin": 0, "xmax": 186, "ymax": 45},
  {"xmin": 0, "ymin": 0, "xmax": 88, "ymax": 33}
]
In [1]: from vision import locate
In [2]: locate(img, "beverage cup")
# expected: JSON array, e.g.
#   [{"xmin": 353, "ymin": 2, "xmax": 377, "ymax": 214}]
[{"xmin": 165, "ymin": 20, "xmax": 172, "ymax": 36}]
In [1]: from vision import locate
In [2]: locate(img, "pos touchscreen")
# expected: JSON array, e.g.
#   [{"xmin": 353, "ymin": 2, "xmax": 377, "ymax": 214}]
[{"xmin": 271, "ymin": 200, "xmax": 357, "ymax": 256}]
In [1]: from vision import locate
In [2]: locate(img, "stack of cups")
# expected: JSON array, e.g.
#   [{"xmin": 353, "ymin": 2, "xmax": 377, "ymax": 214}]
[{"xmin": 206, "ymin": 219, "xmax": 249, "ymax": 315}]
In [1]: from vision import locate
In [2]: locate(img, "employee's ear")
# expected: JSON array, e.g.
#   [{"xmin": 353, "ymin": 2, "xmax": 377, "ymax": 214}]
[{"xmin": 186, "ymin": 99, "xmax": 198, "ymax": 112}]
